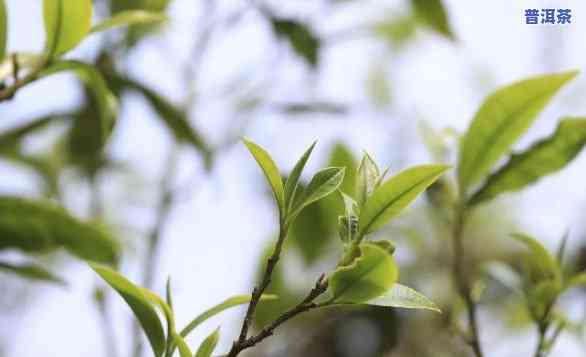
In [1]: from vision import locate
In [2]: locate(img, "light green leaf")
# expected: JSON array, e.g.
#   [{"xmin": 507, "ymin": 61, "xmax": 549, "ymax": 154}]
[
  {"xmin": 179, "ymin": 294, "xmax": 277, "ymax": 339},
  {"xmin": 91, "ymin": 10, "xmax": 167, "ymax": 34},
  {"xmin": 0, "ymin": 261, "xmax": 65, "ymax": 285},
  {"xmin": 44, "ymin": 0, "xmax": 93, "ymax": 57},
  {"xmin": 368, "ymin": 283, "xmax": 440, "ymax": 312},
  {"xmin": 243, "ymin": 138, "xmax": 286, "ymax": 216},
  {"xmin": 359, "ymin": 164, "xmax": 450, "ymax": 236},
  {"xmin": 527, "ymin": 279, "xmax": 562, "ymax": 321},
  {"xmin": 411, "ymin": 0, "xmax": 454, "ymax": 39},
  {"xmin": 512, "ymin": 233, "xmax": 560, "ymax": 284},
  {"xmin": 284, "ymin": 141, "xmax": 316, "ymax": 210},
  {"xmin": 195, "ymin": 328, "xmax": 220, "ymax": 357},
  {"xmin": 166, "ymin": 277, "xmax": 174, "ymax": 310},
  {"xmin": 173, "ymin": 333, "xmax": 192, "ymax": 357},
  {"xmin": 470, "ymin": 118, "xmax": 586, "ymax": 205},
  {"xmin": 0, "ymin": 0, "xmax": 7, "ymax": 62},
  {"xmin": 458, "ymin": 71, "xmax": 579, "ymax": 192},
  {"xmin": 0, "ymin": 196, "xmax": 118, "ymax": 263},
  {"xmin": 91, "ymin": 264, "xmax": 166, "ymax": 357},
  {"xmin": 41, "ymin": 61, "xmax": 117, "ymax": 148},
  {"xmin": 328, "ymin": 142, "xmax": 357, "ymax": 196},
  {"xmin": 290, "ymin": 167, "xmax": 345, "ymax": 220},
  {"xmin": 565, "ymin": 273, "xmax": 586, "ymax": 289},
  {"xmin": 329, "ymin": 243, "xmax": 398, "ymax": 303},
  {"xmin": 356, "ymin": 152, "xmax": 381, "ymax": 206}
]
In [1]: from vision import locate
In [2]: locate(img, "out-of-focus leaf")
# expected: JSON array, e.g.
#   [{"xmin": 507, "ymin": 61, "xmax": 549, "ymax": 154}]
[
  {"xmin": 368, "ymin": 283, "xmax": 440, "ymax": 312},
  {"xmin": 173, "ymin": 333, "xmax": 192, "ymax": 357},
  {"xmin": 91, "ymin": 10, "xmax": 167, "ymax": 33},
  {"xmin": 513, "ymin": 233, "xmax": 560, "ymax": 284},
  {"xmin": 284, "ymin": 141, "xmax": 316, "ymax": 211},
  {"xmin": 565, "ymin": 273, "xmax": 586, "ymax": 289},
  {"xmin": 373, "ymin": 15, "xmax": 417, "ymax": 48},
  {"xmin": 179, "ymin": 294, "xmax": 277, "ymax": 338},
  {"xmin": 194, "ymin": 328, "xmax": 220, "ymax": 357},
  {"xmin": 41, "ymin": 61, "xmax": 118, "ymax": 148},
  {"xmin": 356, "ymin": 152, "xmax": 381, "ymax": 207},
  {"xmin": 0, "ymin": 0, "xmax": 7, "ymax": 62},
  {"xmin": 329, "ymin": 243, "xmax": 398, "ymax": 303},
  {"xmin": 328, "ymin": 142, "xmax": 357, "ymax": 195},
  {"xmin": 107, "ymin": 74, "xmax": 212, "ymax": 166},
  {"xmin": 0, "ymin": 196, "xmax": 118, "ymax": 263},
  {"xmin": 359, "ymin": 165, "xmax": 450, "ymax": 236},
  {"xmin": 278, "ymin": 102, "xmax": 347, "ymax": 115},
  {"xmin": 526, "ymin": 279, "xmax": 562, "ymax": 321},
  {"xmin": 0, "ymin": 115, "xmax": 66, "ymax": 150},
  {"xmin": 0, "ymin": 151, "xmax": 61, "ymax": 196},
  {"xmin": 289, "ymin": 167, "xmax": 345, "ymax": 220},
  {"xmin": 0, "ymin": 52, "xmax": 43, "ymax": 81},
  {"xmin": 91, "ymin": 264, "xmax": 166, "ymax": 357},
  {"xmin": 458, "ymin": 71, "xmax": 578, "ymax": 192},
  {"xmin": 44, "ymin": 0, "xmax": 93, "ymax": 57},
  {"xmin": 291, "ymin": 195, "xmax": 334, "ymax": 264},
  {"xmin": 410, "ymin": 0, "xmax": 454, "ymax": 39},
  {"xmin": 0, "ymin": 261, "xmax": 65, "ymax": 285},
  {"xmin": 243, "ymin": 137, "xmax": 286, "ymax": 217},
  {"xmin": 165, "ymin": 277, "xmax": 173, "ymax": 310},
  {"xmin": 270, "ymin": 18, "xmax": 320, "ymax": 67},
  {"xmin": 365, "ymin": 64, "xmax": 392, "ymax": 108},
  {"xmin": 470, "ymin": 118, "xmax": 586, "ymax": 205},
  {"xmin": 484, "ymin": 261, "xmax": 521, "ymax": 292}
]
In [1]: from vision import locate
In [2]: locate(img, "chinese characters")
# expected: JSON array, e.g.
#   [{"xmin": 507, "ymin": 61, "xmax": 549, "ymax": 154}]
[{"xmin": 525, "ymin": 9, "xmax": 572, "ymax": 25}]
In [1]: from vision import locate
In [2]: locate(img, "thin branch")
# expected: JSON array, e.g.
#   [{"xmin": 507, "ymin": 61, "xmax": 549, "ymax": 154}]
[
  {"xmin": 452, "ymin": 200, "xmax": 484, "ymax": 357},
  {"xmin": 0, "ymin": 55, "xmax": 48, "ymax": 102},
  {"xmin": 227, "ymin": 274, "xmax": 329, "ymax": 357}
]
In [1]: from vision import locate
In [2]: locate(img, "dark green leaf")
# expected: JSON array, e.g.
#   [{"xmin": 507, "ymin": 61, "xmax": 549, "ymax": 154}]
[
  {"xmin": 243, "ymin": 137, "xmax": 286, "ymax": 216},
  {"xmin": 271, "ymin": 18, "xmax": 320, "ymax": 67},
  {"xmin": 0, "ymin": 196, "xmax": 118, "ymax": 263},
  {"xmin": 565, "ymin": 273, "xmax": 586, "ymax": 289},
  {"xmin": 368, "ymin": 283, "xmax": 441, "ymax": 312},
  {"xmin": 91, "ymin": 10, "xmax": 167, "ymax": 33},
  {"xmin": 359, "ymin": 164, "xmax": 450, "ymax": 236},
  {"xmin": 458, "ymin": 71, "xmax": 578, "ymax": 192},
  {"xmin": 195, "ymin": 328, "xmax": 220, "ymax": 357},
  {"xmin": 91, "ymin": 264, "xmax": 166, "ymax": 357},
  {"xmin": 284, "ymin": 141, "xmax": 316, "ymax": 211},
  {"xmin": 44, "ymin": 0, "xmax": 93, "ymax": 57},
  {"xmin": 411, "ymin": 0, "xmax": 454, "ymax": 39},
  {"xmin": 470, "ymin": 118, "xmax": 586, "ymax": 205},
  {"xmin": 0, "ymin": 261, "xmax": 65, "ymax": 285},
  {"xmin": 329, "ymin": 243, "xmax": 399, "ymax": 303}
]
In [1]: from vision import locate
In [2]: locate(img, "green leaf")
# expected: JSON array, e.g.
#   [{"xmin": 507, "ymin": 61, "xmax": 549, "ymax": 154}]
[
  {"xmin": 107, "ymin": 74, "xmax": 212, "ymax": 166},
  {"xmin": 328, "ymin": 142, "xmax": 358, "ymax": 196},
  {"xmin": 91, "ymin": 10, "xmax": 167, "ymax": 34},
  {"xmin": 43, "ymin": 0, "xmax": 93, "ymax": 57},
  {"xmin": 0, "ymin": 0, "xmax": 7, "ymax": 62},
  {"xmin": 243, "ymin": 138, "xmax": 286, "ymax": 216},
  {"xmin": 173, "ymin": 333, "xmax": 192, "ymax": 357},
  {"xmin": 41, "ymin": 61, "xmax": 118, "ymax": 148},
  {"xmin": 368, "ymin": 283, "xmax": 441, "ymax": 313},
  {"xmin": 0, "ymin": 261, "xmax": 65, "ymax": 285},
  {"xmin": 526, "ymin": 279, "xmax": 562, "ymax": 321},
  {"xmin": 329, "ymin": 243, "xmax": 399, "ymax": 303},
  {"xmin": 356, "ymin": 152, "xmax": 381, "ymax": 206},
  {"xmin": 512, "ymin": 233, "xmax": 560, "ymax": 284},
  {"xmin": 337, "ymin": 191, "xmax": 359, "ymax": 244},
  {"xmin": 290, "ymin": 167, "xmax": 345, "ymax": 220},
  {"xmin": 373, "ymin": 15, "xmax": 417, "ymax": 48},
  {"xmin": 565, "ymin": 273, "xmax": 586, "ymax": 290},
  {"xmin": 284, "ymin": 141, "xmax": 316, "ymax": 211},
  {"xmin": 179, "ymin": 294, "xmax": 277, "ymax": 339},
  {"xmin": 91, "ymin": 264, "xmax": 166, "ymax": 357},
  {"xmin": 0, "ymin": 115, "xmax": 65, "ymax": 150},
  {"xmin": 270, "ymin": 18, "xmax": 320, "ymax": 67},
  {"xmin": 458, "ymin": 71, "xmax": 579, "ymax": 192},
  {"xmin": 411, "ymin": 0, "xmax": 454, "ymax": 39},
  {"xmin": 470, "ymin": 118, "xmax": 586, "ymax": 205},
  {"xmin": 0, "ymin": 196, "xmax": 118, "ymax": 263},
  {"xmin": 195, "ymin": 328, "xmax": 220, "ymax": 357},
  {"xmin": 359, "ymin": 164, "xmax": 450, "ymax": 236}
]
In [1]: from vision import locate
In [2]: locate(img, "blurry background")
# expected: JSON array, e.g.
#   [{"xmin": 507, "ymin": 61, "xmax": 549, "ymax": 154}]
[{"xmin": 1, "ymin": 0, "xmax": 586, "ymax": 356}]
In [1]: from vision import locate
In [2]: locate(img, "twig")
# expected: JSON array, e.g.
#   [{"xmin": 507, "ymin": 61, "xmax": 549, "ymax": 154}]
[
  {"xmin": 0, "ymin": 55, "xmax": 48, "ymax": 102},
  {"xmin": 227, "ymin": 274, "xmax": 329, "ymax": 357},
  {"xmin": 452, "ymin": 200, "xmax": 484, "ymax": 357}
]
